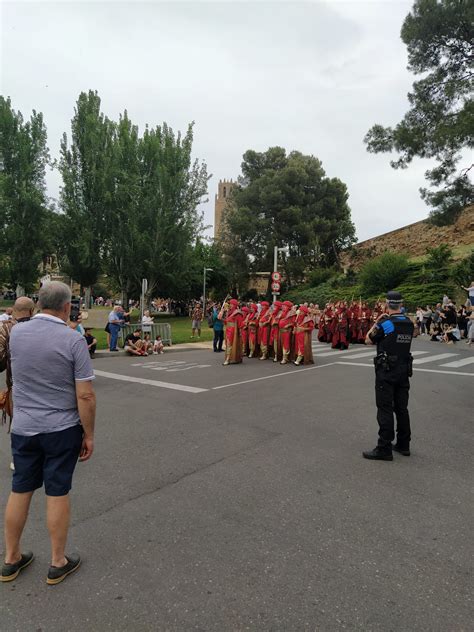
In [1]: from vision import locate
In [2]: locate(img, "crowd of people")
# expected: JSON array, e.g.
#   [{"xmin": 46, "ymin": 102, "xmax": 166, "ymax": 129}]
[{"xmin": 415, "ymin": 296, "xmax": 474, "ymax": 345}]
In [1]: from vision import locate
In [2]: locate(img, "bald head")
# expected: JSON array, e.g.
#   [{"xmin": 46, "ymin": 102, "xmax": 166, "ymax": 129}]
[{"xmin": 13, "ymin": 297, "xmax": 35, "ymax": 320}]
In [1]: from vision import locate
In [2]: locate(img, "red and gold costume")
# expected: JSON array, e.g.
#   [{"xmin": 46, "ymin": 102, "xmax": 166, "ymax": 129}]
[
  {"xmin": 240, "ymin": 306, "xmax": 250, "ymax": 356},
  {"xmin": 293, "ymin": 306, "xmax": 315, "ymax": 365},
  {"xmin": 269, "ymin": 301, "xmax": 283, "ymax": 362},
  {"xmin": 279, "ymin": 301, "xmax": 297, "ymax": 365},
  {"xmin": 223, "ymin": 299, "xmax": 244, "ymax": 365},
  {"xmin": 318, "ymin": 305, "xmax": 334, "ymax": 343},
  {"xmin": 258, "ymin": 301, "xmax": 271, "ymax": 360},
  {"xmin": 357, "ymin": 303, "xmax": 372, "ymax": 343},
  {"xmin": 247, "ymin": 303, "xmax": 259, "ymax": 358},
  {"xmin": 331, "ymin": 305, "xmax": 349, "ymax": 349}
]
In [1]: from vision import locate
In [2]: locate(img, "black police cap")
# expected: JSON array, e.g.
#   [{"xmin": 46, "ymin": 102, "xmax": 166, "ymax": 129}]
[{"xmin": 386, "ymin": 291, "xmax": 403, "ymax": 304}]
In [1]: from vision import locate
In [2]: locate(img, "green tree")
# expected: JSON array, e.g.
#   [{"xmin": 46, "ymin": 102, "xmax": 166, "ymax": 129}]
[
  {"xmin": 359, "ymin": 252, "xmax": 410, "ymax": 296},
  {"xmin": 59, "ymin": 90, "xmax": 115, "ymax": 300},
  {"xmin": 424, "ymin": 243, "xmax": 453, "ymax": 281},
  {"xmin": 364, "ymin": 0, "xmax": 474, "ymax": 225},
  {"xmin": 136, "ymin": 122, "xmax": 209, "ymax": 300},
  {"xmin": 223, "ymin": 147, "xmax": 355, "ymax": 291},
  {"xmin": 451, "ymin": 249, "xmax": 474, "ymax": 289},
  {"xmin": 102, "ymin": 111, "xmax": 142, "ymax": 304},
  {"xmin": 0, "ymin": 97, "xmax": 50, "ymax": 293}
]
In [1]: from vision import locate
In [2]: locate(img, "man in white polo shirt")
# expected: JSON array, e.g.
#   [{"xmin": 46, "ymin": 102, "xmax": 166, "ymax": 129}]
[{"xmin": 1, "ymin": 282, "xmax": 96, "ymax": 585}]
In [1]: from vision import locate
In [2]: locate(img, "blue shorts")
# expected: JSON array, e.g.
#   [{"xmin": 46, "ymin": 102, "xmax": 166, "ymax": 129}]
[{"xmin": 11, "ymin": 425, "xmax": 83, "ymax": 496}]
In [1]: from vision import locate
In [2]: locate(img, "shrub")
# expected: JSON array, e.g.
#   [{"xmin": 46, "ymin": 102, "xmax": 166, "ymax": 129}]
[{"xmin": 359, "ymin": 252, "xmax": 410, "ymax": 295}]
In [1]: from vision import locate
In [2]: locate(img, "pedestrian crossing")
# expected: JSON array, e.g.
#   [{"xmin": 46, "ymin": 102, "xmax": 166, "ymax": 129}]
[{"xmin": 311, "ymin": 341, "xmax": 474, "ymax": 374}]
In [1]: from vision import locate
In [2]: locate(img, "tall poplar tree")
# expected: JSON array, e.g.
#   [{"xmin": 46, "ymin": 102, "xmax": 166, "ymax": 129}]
[
  {"xmin": 0, "ymin": 97, "xmax": 49, "ymax": 293},
  {"xmin": 59, "ymin": 90, "xmax": 115, "ymax": 299}
]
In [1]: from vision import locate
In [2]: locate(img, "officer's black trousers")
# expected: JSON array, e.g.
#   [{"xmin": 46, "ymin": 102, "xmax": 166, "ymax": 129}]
[{"xmin": 375, "ymin": 366, "xmax": 411, "ymax": 451}]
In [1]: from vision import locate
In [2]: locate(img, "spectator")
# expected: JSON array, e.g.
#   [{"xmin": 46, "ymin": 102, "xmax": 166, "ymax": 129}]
[
  {"xmin": 84, "ymin": 328, "xmax": 97, "ymax": 358},
  {"xmin": 191, "ymin": 303, "xmax": 203, "ymax": 339},
  {"xmin": 143, "ymin": 333, "xmax": 153, "ymax": 354},
  {"xmin": 467, "ymin": 310, "xmax": 474, "ymax": 346},
  {"xmin": 462, "ymin": 281, "xmax": 474, "ymax": 307},
  {"xmin": 0, "ymin": 307, "xmax": 14, "ymax": 322},
  {"xmin": 1, "ymin": 281, "xmax": 95, "ymax": 585},
  {"xmin": 124, "ymin": 329, "xmax": 147, "ymax": 356},
  {"xmin": 212, "ymin": 303, "xmax": 224, "ymax": 352},
  {"xmin": 416, "ymin": 307, "xmax": 424, "ymax": 334},
  {"xmin": 153, "ymin": 335, "xmax": 164, "ymax": 354},
  {"xmin": 0, "ymin": 298, "xmax": 35, "ymax": 472},
  {"xmin": 422, "ymin": 305, "xmax": 432, "ymax": 333},
  {"xmin": 107, "ymin": 305, "xmax": 124, "ymax": 352},
  {"xmin": 142, "ymin": 310, "xmax": 154, "ymax": 325}
]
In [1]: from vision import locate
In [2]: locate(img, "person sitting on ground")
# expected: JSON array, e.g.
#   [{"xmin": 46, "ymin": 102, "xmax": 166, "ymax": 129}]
[
  {"xmin": 84, "ymin": 328, "xmax": 97, "ymax": 358},
  {"xmin": 0, "ymin": 307, "xmax": 14, "ymax": 322},
  {"xmin": 124, "ymin": 329, "xmax": 148, "ymax": 356},
  {"xmin": 142, "ymin": 333, "xmax": 153, "ymax": 354},
  {"xmin": 443, "ymin": 323, "xmax": 460, "ymax": 344},
  {"xmin": 153, "ymin": 335, "xmax": 164, "ymax": 355}
]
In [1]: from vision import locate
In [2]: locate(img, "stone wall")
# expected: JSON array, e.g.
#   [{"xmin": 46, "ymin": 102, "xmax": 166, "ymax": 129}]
[{"xmin": 341, "ymin": 205, "xmax": 474, "ymax": 270}]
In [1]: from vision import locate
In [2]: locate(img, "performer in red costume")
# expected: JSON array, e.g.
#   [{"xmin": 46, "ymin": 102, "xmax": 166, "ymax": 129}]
[
  {"xmin": 318, "ymin": 304, "xmax": 332, "ymax": 342},
  {"xmin": 348, "ymin": 301, "xmax": 360, "ymax": 343},
  {"xmin": 269, "ymin": 301, "xmax": 283, "ymax": 362},
  {"xmin": 294, "ymin": 305, "xmax": 315, "ymax": 365},
  {"xmin": 247, "ymin": 303, "xmax": 259, "ymax": 358},
  {"xmin": 240, "ymin": 306, "xmax": 250, "ymax": 356},
  {"xmin": 258, "ymin": 301, "xmax": 271, "ymax": 360},
  {"xmin": 358, "ymin": 302, "xmax": 372, "ymax": 343},
  {"xmin": 332, "ymin": 304, "xmax": 349, "ymax": 349},
  {"xmin": 279, "ymin": 301, "xmax": 297, "ymax": 365},
  {"xmin": 222, "ymin": 299, "xmax": 244, "ymax": 365}
]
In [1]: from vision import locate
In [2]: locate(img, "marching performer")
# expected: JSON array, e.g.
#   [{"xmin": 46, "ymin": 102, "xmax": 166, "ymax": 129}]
[
  {"xmin": 247, "ymin": 303, "xmax": 259, "ymax": 358},
  {"xmin": 258, "ymin": 301, "xmax": 272, "ymax": 360},
  {"xmin": 294, "ymin": 305, "xmax": 315, "ymax": 365},
  {"xmin": 270, "ymin": 301, "xmax": 283, "ymax": 362},
  {"xmin": 240, "ymin": 306, "xmax": 250, "ymax": 356},
  {"xmin": 279, "ymin": 301, "xmax": 297, "ymax": 365},
  {"xmin": 222, "ymin": 299, "xmax": 243, "ymax": 365},
  {"xmin": 332, "ymin": 303, "xmax": 349, "ymax": 350}
]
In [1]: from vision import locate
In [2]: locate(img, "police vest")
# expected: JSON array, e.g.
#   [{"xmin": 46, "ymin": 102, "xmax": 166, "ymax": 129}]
[{"xmin": 376, "ymin": 314, "xmax": 414, "ymax": 361}]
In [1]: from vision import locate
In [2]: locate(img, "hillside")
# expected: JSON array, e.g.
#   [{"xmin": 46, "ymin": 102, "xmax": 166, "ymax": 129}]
[{"xmin": 342, "ymin": 205, "xmax": 474, "ymax": 271}]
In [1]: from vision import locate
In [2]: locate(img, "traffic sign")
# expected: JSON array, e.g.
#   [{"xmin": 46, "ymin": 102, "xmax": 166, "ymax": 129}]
[
  {"xmin": 271, "ymin": 271, "xmax": 281, "ymax": 282},
  {"xmin": 271, "ymin": 281, "xmax": 281, "ymax": 292}
]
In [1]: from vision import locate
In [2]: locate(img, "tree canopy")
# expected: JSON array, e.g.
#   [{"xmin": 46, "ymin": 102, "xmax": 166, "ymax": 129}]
[
  {"xmin": 0, "ymin": 97, "xmax": 50, "ymax": 293},
  {"xmin": 364, "ymin": 0, "xmax": 474, "ymax": 225},
  {"xmin": 222, "ymin": 147, "xmax": 355, "ymax": 292}
]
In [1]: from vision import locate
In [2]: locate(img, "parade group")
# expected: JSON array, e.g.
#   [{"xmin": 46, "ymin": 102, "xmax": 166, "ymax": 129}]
[{"xmin": 218, "ymin": 298, "xmax": 388, "ymax": 366}]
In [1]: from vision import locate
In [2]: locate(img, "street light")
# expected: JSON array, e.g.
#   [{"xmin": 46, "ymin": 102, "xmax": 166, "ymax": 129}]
[
  {"xmin": 203, "ymin": 267, "xmax": 213, "ymax": 314},
  {"xmin": 272, "ymin": 246, "xmax": 289, "ymax": 302}
]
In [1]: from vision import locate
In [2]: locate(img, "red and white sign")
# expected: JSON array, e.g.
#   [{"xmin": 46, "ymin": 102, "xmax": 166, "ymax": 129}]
[
  {"xmin": 271, "ymin": 271, "xmax": 281, "ymax": 282},
  {"xmin": 271, "ymin": 281, "xmax": 281, "ymax": 292}
]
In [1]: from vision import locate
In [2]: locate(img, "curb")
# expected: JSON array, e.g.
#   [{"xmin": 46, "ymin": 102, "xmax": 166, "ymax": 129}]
[{"xmin": 94, "ymin": 342, "xmax": 213, "ymax": 358}]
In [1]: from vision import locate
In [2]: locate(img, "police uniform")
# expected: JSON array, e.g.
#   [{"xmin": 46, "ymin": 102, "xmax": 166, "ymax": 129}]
[{"xmin": 363, "ymin": 292, "xmax": 414, "ymax": 461}]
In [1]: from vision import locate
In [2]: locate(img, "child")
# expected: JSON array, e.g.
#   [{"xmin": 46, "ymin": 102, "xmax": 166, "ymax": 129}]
[
  {"xmin": 143, "ymin": 333, "xmax": 154, "ymax": 354},
  {"xmin": 84, "ymin": 328, "xmax": 97, "ymax": 358},
  {"xmin": 153, "ymin": 335, "xmax": 164, "ymax": 354}
]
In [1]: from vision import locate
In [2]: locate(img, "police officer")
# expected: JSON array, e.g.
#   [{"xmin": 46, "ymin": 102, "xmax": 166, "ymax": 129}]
[{"xmin": 363, "ymin": 291, "xmax": 415, "ymax": 461}]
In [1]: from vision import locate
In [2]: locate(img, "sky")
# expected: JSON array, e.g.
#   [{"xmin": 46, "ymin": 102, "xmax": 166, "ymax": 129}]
[{"xmin": 1, "ymin": 0, "xmax": 437, "ymax": 242}]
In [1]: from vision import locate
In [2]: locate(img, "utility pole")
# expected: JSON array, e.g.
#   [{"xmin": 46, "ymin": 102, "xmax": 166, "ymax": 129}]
[{"xmin": 272, "ymin": 246, "xmax": 288, "ymax": 302}]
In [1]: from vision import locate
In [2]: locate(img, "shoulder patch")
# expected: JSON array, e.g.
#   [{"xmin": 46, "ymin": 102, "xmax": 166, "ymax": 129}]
[{"xmin": 381, "ymin": 320, "xmax": 395, "ymax": 334}]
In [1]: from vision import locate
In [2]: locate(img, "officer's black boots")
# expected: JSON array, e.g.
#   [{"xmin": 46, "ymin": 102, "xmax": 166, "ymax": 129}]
[
  {"xmin": 362, "ymin": 448, "xmax": 393, "ymax": 461},
  {"xmin": 392, "ymin": 444, "xmax": 411, "ymax": 456}
]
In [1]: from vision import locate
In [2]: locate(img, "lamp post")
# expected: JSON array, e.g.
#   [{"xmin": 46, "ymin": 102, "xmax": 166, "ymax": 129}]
[
  {"xmin": 203, "ymin": 267, "xmax": 213, "ymax": 316},
  {"xmin": 272, "ymin": 246, "xmax": 289, "ymax": 302}
]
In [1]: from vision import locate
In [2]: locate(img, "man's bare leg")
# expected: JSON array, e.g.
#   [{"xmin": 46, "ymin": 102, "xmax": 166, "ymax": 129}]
[
  {"xmin": 4, "ymin": 491, "xmax": 34, "ymax": 564},
  {"xmin": 46, "ymin": 495, "xmax": 70, "ymax": 567}
]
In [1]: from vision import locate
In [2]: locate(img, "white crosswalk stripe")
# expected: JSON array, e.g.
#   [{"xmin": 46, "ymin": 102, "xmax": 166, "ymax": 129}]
[
  {"xmin": 440, "ymin": 357, "xmax": 474, "ymax": 368},
  {"xmin": 412, "ymin": 353, "xmax": 458, "ymax": 365}
]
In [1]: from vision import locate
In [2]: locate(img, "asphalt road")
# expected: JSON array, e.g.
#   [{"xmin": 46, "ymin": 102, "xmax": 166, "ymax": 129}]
[{"xmin": 1, "ymin": 337, "xmax": 472, "ymax": 631}]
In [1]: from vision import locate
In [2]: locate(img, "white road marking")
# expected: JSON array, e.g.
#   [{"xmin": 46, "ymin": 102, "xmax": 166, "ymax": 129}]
[
  {"xmin": 93, "ymin": 370, "xmax": 208, "ymax": 393},
  {"xmin": 166, "ymin": 365, "xmax": 211, "ymax": 372},
  {"xmin": 337, "ymin": 350, "xmax": 376, "ymax": 360},
  {"xmin": 212, "ymin": 362, "xmax": 338, "ymax": 390},
  {"xmin": 336, "ymin": 362, "xmax": 474, "ymax": 377},
  {"xmin": 440, "ymin": 357, "xmax": 474, "ymax": 368},
  {"xmin": 315, "ymin": 348, "xmax": 368, "ymax": 358},
  {"xmin": 412, "ymin": 353, "xmax": 458, "ymax": 365}
]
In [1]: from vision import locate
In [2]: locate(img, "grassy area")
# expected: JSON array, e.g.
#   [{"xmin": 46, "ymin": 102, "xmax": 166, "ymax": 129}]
[{"xmin": 91, "ymin": 316, "xmax": 214, "ymax": 350}]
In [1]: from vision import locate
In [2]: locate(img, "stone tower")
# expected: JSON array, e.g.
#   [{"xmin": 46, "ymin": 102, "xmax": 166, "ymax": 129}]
[{"xmin": 214, "ymin": 179, "xmax": 235, "ymax": 240}]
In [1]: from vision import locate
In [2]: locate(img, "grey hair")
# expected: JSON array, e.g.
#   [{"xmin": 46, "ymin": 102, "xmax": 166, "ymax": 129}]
[
  {"xmin": 38, "ymin": 281, "xmax": 72, "ymax": 311},
  {"xmin": 388, "ymin": 301, "xmax": 402, "ymax": 310}
]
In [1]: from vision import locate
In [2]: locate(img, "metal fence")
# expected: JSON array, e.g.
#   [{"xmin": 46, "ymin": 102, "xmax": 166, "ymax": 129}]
[{"xmin": 120, "ymin": 323, "xmax": 172, "ymax": 347}]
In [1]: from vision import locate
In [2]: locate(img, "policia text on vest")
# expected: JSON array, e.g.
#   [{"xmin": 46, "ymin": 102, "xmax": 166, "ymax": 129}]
[{"xmin": 363, "ymin": 292, "xmax": 415, "ymax": 462}]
